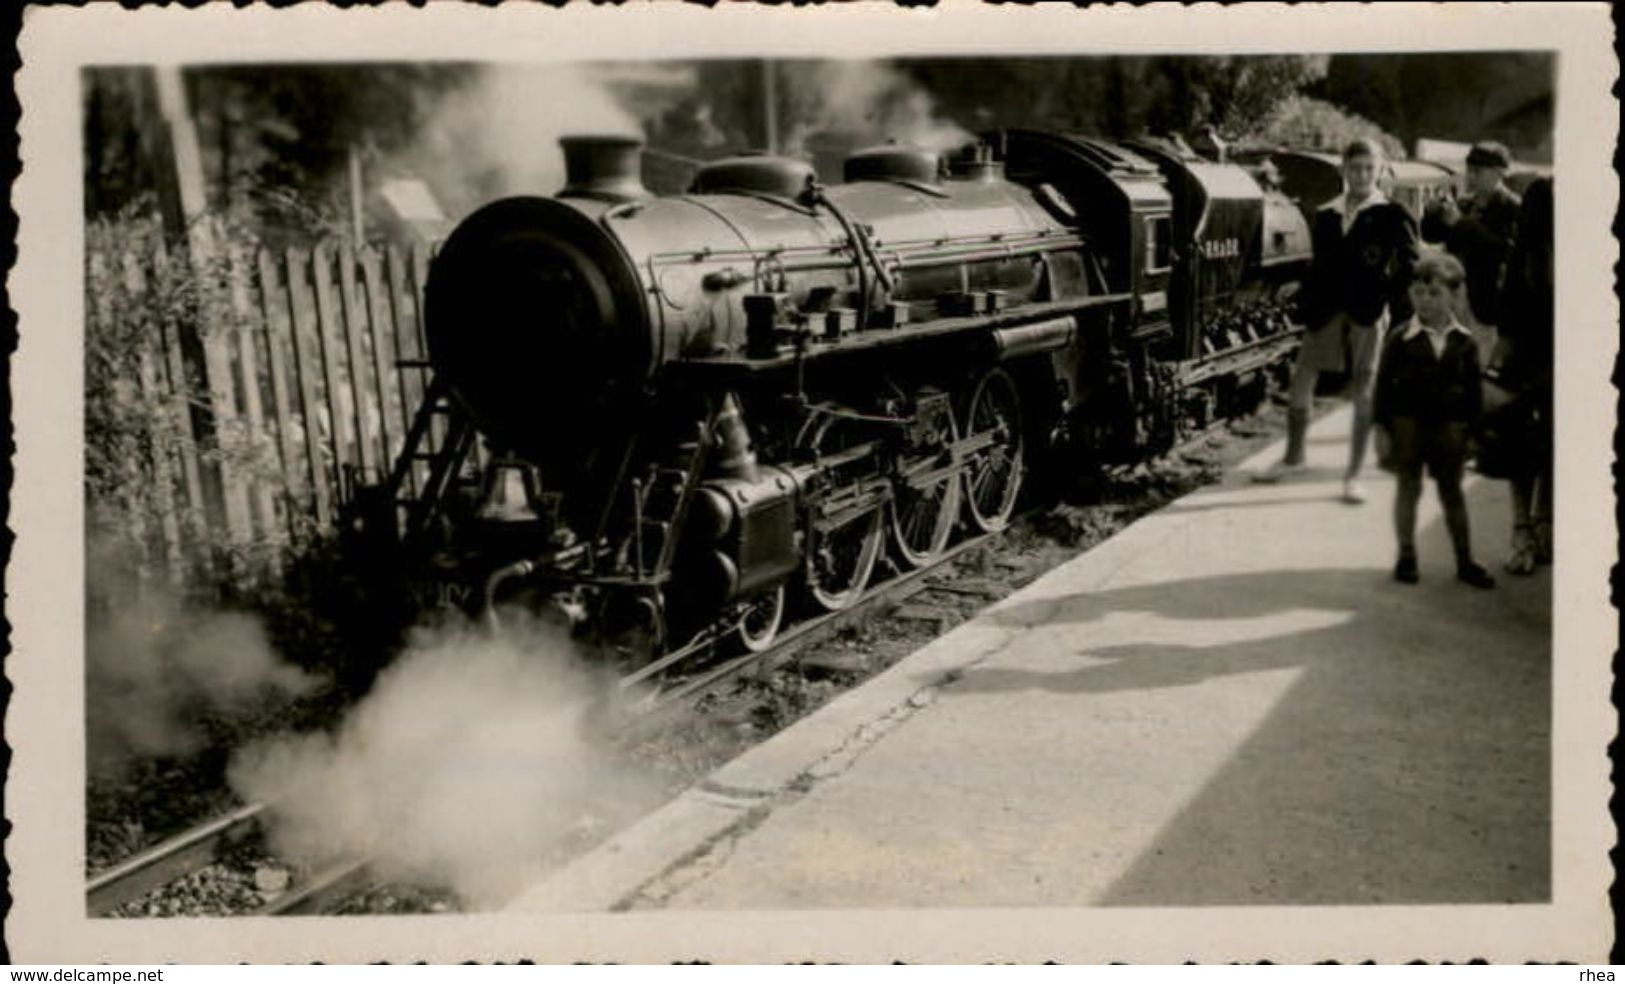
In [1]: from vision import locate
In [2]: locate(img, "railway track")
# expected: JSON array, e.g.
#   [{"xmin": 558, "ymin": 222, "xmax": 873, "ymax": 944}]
[
  {"xmin": 85, "ymin": 405, "xmax": 1273, "ymax": 918},
  {"xmin": 84, "ymin": 528, "xmax": 1005, "ymax": 917},
  {"xmin": 85, "ymin": 801, "xmax": 377, "ymax": 917}
]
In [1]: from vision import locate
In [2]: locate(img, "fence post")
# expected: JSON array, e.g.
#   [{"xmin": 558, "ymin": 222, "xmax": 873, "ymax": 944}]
[
  {"xmin": 336, "ymin": 242, "xmax": 380, "ymax": 485},
  {"xmin": 147, "ymin": 246, "xmax": 215, "ymax": 584},
  {"xmin": 150, "ymin": 67, "xmax": 255, "ymax": 581},
  {"xmin": 228, "ymin": 240, "xmax": 283, "ymax": 572},
  {"xmin": 309, "ymin": 241, "xmax": 355, "ymax": 508},
  {"xmin": 283, "ymin": 245, "xmax": 334, "ymax": 529},
  {"xmin": 385, "ymin": 245, "xmax": 428, "ymax": 495},
  {"xmin": 360, "ymin": 246, "xmax": 405, "ymax": 489},
  {"xmin": 257, "ymin": 246, "xmax": 306, "ymax": 544}
]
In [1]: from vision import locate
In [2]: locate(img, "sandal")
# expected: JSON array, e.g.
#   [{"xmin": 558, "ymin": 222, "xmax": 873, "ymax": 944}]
[
  {"xmin": 1534, "ymin": 521, "xmax": 1553, "ymax": 565},
  {"xmin": 1506, "ymin": 525, "xmax": 1538, "ymax": 576}
]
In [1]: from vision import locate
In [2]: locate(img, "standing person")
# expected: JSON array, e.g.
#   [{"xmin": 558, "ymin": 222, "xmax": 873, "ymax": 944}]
[
  {"xmin": 1421, "ymin": 141, "xmax": 1522, "ymax": 359},
  {"xmin": 1257, "ymin": 138, "xmax": 1421, "ymax": 504},
  {"xmin": 1374, "ymin": 252, "xmax": 1495, "ymax": 589},
  {"xmin": 1489, "ymin": 176, "xmax": 1554, "ymax": 574}
]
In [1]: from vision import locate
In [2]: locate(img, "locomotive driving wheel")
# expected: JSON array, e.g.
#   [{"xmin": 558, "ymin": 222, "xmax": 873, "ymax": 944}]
[
  {"xmin": 961, "ymin": 368, "xmax": 1025, "ymax": 534},
  {"xmin": 798, "ymin": 413, "xmax": 886, "ymax": 612},
  {"xmin": 600, "ymin": 588, "xmax": 667, "ymax": 671},
  {"xmin": 889, "ymin": 397, "xmax": 963, "ymax": 568}
]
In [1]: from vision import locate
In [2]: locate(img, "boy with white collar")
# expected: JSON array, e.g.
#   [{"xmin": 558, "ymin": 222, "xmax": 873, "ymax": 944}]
[
  {"xmin": 1258, "ymin": 138, "xmax": 1421, "ymax": 504},
  {"xmin": 1373, "ymin": 252, "xmax": 1495, "ymax": 589}
]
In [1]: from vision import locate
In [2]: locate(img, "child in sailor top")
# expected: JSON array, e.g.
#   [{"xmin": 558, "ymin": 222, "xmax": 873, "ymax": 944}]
[
  {"xmin": 1257, "ymin": 138, "xmax": 1420, "ymax": 505},
  {"xmin": 1374, "ymin": 252, "xmax": 1495, "ymax": 588}
]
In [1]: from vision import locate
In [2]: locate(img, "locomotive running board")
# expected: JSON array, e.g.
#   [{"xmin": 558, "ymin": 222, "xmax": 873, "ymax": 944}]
[{"xmin": 1178, "ymin": 326, "xmax": 1305, "ymax": 387}]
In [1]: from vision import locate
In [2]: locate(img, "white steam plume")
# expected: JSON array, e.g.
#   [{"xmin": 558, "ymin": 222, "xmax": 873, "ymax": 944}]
[
  {"xmin": 397, "ymin": 64, "xmax": 645, "ymax": 220},
  {"xmin": 781, "ymin": 61, "xmax": 973, "ymax": 158},
  {"xmin": 86, "ymin": 591, "xmax": 323, "ymax": 777},
  {"xmin": 228, "ymin": 616, "xmax": 659, "ymax": 909}
]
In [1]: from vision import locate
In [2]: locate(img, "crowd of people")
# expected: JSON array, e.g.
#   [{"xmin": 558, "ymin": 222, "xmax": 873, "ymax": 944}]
[{"xmin": 1256, "ymin": 137, "xmax": 1554, "ymax": 588}]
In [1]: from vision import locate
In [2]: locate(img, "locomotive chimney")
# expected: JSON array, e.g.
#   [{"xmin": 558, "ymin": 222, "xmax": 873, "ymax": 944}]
[{"xmin": 558, "ymin": 135, "xmax": 651, "ymax": 203}]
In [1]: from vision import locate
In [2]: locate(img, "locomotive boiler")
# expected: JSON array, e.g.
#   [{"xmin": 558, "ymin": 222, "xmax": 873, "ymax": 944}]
[{"xmin": 357, "ymin": 129, "xmax": 1312, "ymax": 667}]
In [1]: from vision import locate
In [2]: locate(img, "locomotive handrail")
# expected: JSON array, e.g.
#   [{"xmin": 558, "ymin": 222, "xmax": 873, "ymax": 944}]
[
  {"xmin": 643, "ymin": 231, "xmax": 1083, "ymax": 268},
  {"xmin": 810, "ymin": 185, "xmax": 891, "ymax": 328},
  {"xmin": 671, "ymin": 294, "xmax": 1133, "ymax": 377}
]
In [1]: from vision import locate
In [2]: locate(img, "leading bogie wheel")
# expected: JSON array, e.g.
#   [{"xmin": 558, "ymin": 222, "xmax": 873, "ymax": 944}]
[
  {"xmin": 961, "ymin": 368, "xmax": 1025, "ymax": 534},
  {"xmin": 737, "ymin": 584, "xmax": 787, "ymax": 653}
]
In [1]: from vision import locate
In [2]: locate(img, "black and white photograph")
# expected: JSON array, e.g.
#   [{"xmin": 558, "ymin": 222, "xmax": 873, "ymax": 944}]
[{"xmin": 7, "ymin": 1, "xmax": 1617, "ymax": 964}]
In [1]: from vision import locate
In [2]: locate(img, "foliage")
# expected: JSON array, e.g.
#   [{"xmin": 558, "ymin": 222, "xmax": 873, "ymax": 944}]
[
  {"xmin": 84, "ymin": 65, "xmax": 478, "ymax": 242},
  {"xmin": 84, "ymin": 205, "xmax": 291, "ymax": 597},
  {"xmin": 85, "ymin": 208, "xmax": 203, "ymax": 590},
  {"xmin": 1315, "ymin": 52, "xmax": 1554, "ymax": 158},
  {"xmin": 899, "ymin": 55, "xmax": 1328, "ymax": 143},
  {"xmin": 1245, "ymin": 94, "xmax": 1407, "ymax": 159},
  {"xmin": 639, "ymin": 56, "xmax": 1330, "ymax": 165},
  {"xmin": 1198, "ymin": 56, "xmax": 1333, "ymax": 137}
]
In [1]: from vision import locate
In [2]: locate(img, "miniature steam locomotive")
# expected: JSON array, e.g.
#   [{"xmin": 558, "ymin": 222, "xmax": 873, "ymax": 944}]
[{"xmin": 353, "ymin": 129, "xmax": 1319, "ymax": 667}]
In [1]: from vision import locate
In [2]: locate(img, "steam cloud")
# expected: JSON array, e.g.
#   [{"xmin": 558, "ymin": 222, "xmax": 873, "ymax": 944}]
[
  {"xmin": 86, "ymin": 592, "xmax": 322, "ymax": 777},
  {"xmin": 228, "ymin": 617, "xmax": 657, "ymax": 909},
  {"xmin": 399, "ymin": 64, "xmax": 645, "ymax": 219},
  {"xmin": 780, "ymin": 61, "xmax": 973, "ymax": 158},
  {"xmin": 389, "ymin": 59, "xmax": 970, "ymax": 220}
]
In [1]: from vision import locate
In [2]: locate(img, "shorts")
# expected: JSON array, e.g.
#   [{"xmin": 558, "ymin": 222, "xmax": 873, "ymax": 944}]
[
  {"xmin": 1296, "ymin": 309, "xmax": 1387, "ymax": 399},
  {"xmin": 1385, "ymin": 417, "xmax": 1470, "ymax": 484}
]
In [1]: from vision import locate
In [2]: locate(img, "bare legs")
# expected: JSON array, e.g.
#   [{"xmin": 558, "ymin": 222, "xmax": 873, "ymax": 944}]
[
  {"xmin": 1342, "ymin": 322, "xmax": 1383, "ymax": 501},
  {"xmin": 1507, "ymin": 474, "xmax": 1538, "ymax": 574},
  {"xmin": 1393, "ymin": 469, "xmax": 1423, "ymax": 581},
  {"xmin": 1347, "ymin": 395, "xmax": 1373, "ymax": 481},
  {"xmin": 1436, "ymin": 477, "xmax": 1474, "ymax": 568},
  {"xmin": 1283, "ymin": 365, "xmax": 1316, "ymax": 466},
  {"xmin": 1258, "ymin": 316, "xmax": 1380, "ymax": 500},
  {"xmin": 1389, "ymin": 422, "xmax": 1492, "ymax": 588}
]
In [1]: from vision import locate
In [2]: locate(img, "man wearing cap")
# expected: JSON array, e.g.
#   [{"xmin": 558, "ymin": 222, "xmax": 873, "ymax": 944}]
[
  {"xmin": 1422, "ymin": 141, "xmax": 1522, "ymax": 351},
  {"xmin": 1257, "ymin": 138, "xmax": 1421, "ymax": 503}
]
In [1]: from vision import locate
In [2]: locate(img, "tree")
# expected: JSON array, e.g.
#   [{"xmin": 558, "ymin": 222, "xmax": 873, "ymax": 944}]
[
  {"xmin": 1245, "ymin": 94, "xmax": 1406, "ymax": 159},
  {"xmin": 900, "ymin": 55, "xmax": 1326, "ymax": 142},
  {"xmin": 1315, "ymin": 53, "xmax": 1554, "ymax": 160},
  {"xmin": 85, "ymin": 64, "xmax": 479, "ymax": 242}
]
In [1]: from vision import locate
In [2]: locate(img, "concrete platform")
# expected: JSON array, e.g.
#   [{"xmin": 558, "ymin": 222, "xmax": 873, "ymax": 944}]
[{"xmin": 509, "ymin": 406, "xmax": 1551, "ymax": 914}]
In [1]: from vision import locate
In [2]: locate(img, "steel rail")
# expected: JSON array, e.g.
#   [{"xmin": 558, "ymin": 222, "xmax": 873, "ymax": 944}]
[
  {"xmin": 83, "ymin": 526, "xmax": 1005, "ymax": 917},
  {"xmin": 85, "ymin": 803, "xmax": 268, "ymax": 916},
  {"xmin": 629, "ymin": 527, "xmax": 1005, "ymax": 722}
]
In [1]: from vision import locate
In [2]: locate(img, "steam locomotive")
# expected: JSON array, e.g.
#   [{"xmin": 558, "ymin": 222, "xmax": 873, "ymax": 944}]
[{"xmin": 352, "ymin": 130, "xmax": 1318, "ymax": 667}]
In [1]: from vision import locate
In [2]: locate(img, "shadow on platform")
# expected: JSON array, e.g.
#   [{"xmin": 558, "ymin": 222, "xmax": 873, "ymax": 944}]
[{"xmin": 954, "ymin": 479, "xmax": 1550, "ymax": 905}]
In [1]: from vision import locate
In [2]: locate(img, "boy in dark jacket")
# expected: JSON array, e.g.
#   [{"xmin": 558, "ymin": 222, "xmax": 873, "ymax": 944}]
[
  {"xmin": 1374, "ymin": 252, "xmax": 1495, "ymax": 589},
  {"xmin": 1258, "ymin": 138, "xmax": 1420, "ymax": 505}
]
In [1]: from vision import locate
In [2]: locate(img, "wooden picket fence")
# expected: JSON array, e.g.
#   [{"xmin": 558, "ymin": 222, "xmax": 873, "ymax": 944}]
[{"xmin": 88, "ymin": 237, "xmax": 453, "ymax": 589}]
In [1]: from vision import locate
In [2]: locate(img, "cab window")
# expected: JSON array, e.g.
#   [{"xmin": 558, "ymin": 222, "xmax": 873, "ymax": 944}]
[{"xmin": 1144, "ymin": 215, "xmax": 1173, "ymax": 273}]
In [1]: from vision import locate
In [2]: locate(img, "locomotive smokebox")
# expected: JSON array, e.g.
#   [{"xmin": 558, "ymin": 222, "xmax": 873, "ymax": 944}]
[
  {"xmin": 559, "ymin": 135, "xmax": 651, "ymax": 203},
  {"xmin": 424, "ymin": 193, "xmax": 651, "ymax": 501}
]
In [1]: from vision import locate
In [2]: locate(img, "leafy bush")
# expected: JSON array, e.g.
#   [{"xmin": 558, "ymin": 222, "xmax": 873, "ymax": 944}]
[
  {"xmin": 1246, "ymin": 94, "xmax": 1407, "ymax": 159},
  {"xmin": 85, "ymin": 206, "xmax": 289, "ymax": 599},
  {"xmin": 86, "ymin": 209, "xmax": 204, "ymax": 593}
]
